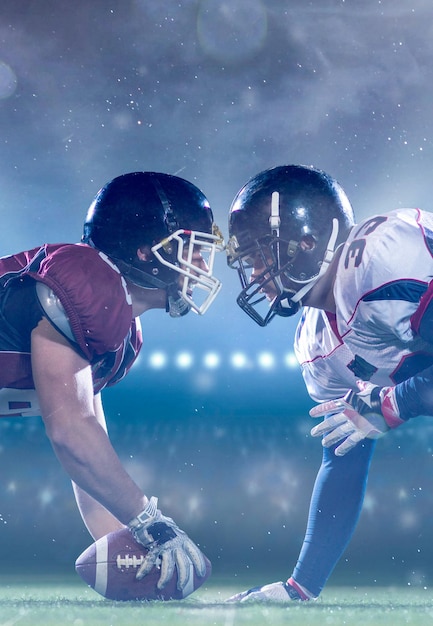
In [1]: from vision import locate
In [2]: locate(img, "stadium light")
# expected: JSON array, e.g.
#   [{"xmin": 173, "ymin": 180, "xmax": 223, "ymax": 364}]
[
  {"xmin": 257, "ymin": 352, "xmax": 275, "ymax": 369},
  {"xmin": 284, "ymin": 352, "xmax": 298, "ymax": 368},
  {"xmin": 149, "ymin": 351, "xmax": 167, "ymax": 369},
  {"xmin": 146, "ymin": 349, "xmax": 299, "ymax": 370},
  {"xmin": 203, "ymin": 352, "xmax": 220, "ymax": 369},
  {"xmin": 176, "ymin": 352, "xmax": 194, "ymax": 369},
  {"xmin": 231, "ymin": 352, "xmax": 248, "ymax": 369}
]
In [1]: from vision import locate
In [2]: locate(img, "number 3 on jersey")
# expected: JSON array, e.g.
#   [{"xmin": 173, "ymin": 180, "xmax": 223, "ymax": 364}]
[{"xmin": 344, "ymin": 216, "xmax": 388, "ymax": 269}]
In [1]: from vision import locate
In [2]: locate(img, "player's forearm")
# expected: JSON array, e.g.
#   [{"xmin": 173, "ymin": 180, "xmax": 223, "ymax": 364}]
[
  {"xmin": 46, "ymin": 415, "xmax": 147, "ymax": 525},
  {"xmin": 72, "ymin": 482, "xmax": 125, "ymax": 540}
]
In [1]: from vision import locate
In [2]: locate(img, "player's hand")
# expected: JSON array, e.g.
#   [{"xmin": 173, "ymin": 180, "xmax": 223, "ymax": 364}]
[
  {"xmin": 128, "ymin": 497, "xmax": 206, "ymax": 591},
  {"xmin": 225, "ymin": 579, "xmax": 311, "ymax": 603},
  {"xmin": 310, "ymin": 381, "xmax": 405, "ymax": 456}
]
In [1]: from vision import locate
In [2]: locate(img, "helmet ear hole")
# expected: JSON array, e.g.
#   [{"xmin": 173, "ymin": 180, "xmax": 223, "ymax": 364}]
[
  {"xmin": 136, "ymin": 246, "xmax": 153, "ymax": 262},
  {"xmin": 300, "ymin": 234, "xmax": 316, "ymax": 252}
]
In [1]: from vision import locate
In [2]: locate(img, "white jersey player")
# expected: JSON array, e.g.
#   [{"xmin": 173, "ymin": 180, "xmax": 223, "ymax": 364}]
[
  {"xmin": 226, "ymin": 165, "xmax": 433, "ymax": 602},
  {"xmin": 296, "ymin": 208, "xmax": 433, "ymax": 403}
]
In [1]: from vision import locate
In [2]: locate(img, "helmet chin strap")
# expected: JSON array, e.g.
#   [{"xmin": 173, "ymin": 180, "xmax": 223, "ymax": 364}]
[
  {"xmin": 166, "ymin": 284, "xmax": 191, "ymax": 317},
  {"xmin": 280, "ymin": 218, "xmax": 340, "ymax": 310},
  {"xmin": 107, "ymin": 256, "xmax": 191, "ymax": 316},
  {"xmin": 273, "ymin": 294, "xmax": 300, "ymax": 317}
]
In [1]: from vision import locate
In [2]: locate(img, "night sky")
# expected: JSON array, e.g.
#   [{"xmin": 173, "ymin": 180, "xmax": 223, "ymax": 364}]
[{"xmin": 1, "ymin": 0, "xmax": 433, "ymax": 589}]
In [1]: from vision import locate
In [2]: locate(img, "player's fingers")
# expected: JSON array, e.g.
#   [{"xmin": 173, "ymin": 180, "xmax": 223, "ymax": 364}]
[
  {"xmin": 309, "ymin": 398, "xmax": 348, "ymax": 418},
  {"xmin": 310, "ymin": 413, "xmax": 347, "ymax": 437},
  {"xmin": 321, "ymin": 422, "xmax": 356, "ymax": 448},
  {"xmin": 156, "ymin": 549, "xmax": 176, "ymax": 589},
  {"xmin": 173, "ymin": 548, "xmax": 192, "ymax": 591},
  {"xmin": 183, "ymin": 539, "xmax": 206, "ymax": 577},
  {"xmin": 136, "ymin": 550, "xmax": 158, "ymax": 580},
  {"xmin": 335, "ymin": 430, "xmax": 366, "ymax": 456}
]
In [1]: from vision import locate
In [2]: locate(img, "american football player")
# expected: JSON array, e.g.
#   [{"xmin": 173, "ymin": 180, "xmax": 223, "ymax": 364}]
[
  {"xmin": 0, "ymin": 171, "xmax": 224, "ymax": 593},
  {"xmin": 226, "ymin": 164, "xmax": 433, "ymax": 602}
]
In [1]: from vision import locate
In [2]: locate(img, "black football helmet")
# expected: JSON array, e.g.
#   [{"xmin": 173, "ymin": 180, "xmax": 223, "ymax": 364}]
[
  {"xmin": 227, "ymin": 165, "xmax": 355, "ymax": 326},
  {"xmin": 82, "ymin": 172, "xmax": 224, "ymax": 316}
]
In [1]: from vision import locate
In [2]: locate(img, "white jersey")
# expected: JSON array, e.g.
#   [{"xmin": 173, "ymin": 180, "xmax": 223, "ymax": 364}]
[{"xmin": 294, "ymin": 208, "xmax": 433, "ymax": 402}]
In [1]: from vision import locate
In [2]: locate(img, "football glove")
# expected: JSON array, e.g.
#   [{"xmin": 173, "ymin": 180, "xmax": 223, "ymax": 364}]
[
  {"xmin": 310, "ymin": 381, "xmax": 405, "ymax": 456},
  {"xmin": 128, "ymin": 497, "xmax": 206, "ymax": 590},
  {"xmin": 225, "ymin": 579, "xmax": 313, "ymax": 603}
]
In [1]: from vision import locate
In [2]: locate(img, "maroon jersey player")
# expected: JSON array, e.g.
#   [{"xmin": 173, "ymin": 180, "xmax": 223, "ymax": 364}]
[{"xmin": 0, "ymin": 172, "xmax": 224, "ymax": 593}]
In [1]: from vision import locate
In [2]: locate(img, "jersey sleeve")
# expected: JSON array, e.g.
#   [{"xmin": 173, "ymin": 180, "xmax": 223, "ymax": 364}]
[
  {"xmin": 335, "ymin": 210, "xmax": 432, "ymax": 343},
  {"xmin": 340, "ymin": 211, "xmax": 433, "ymax": 419},
  {"xmin": 410, "ymin": 279, "xmax": 433, "ymax": 343},
  {"xmin": 28, "ymin": 244, "xmax": 133, "ymax": 362}
]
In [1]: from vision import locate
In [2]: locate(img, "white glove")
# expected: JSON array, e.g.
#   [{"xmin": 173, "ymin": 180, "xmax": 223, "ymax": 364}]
[
  {"xmin": 310, "ymin": 381, "xmax": 405, "ymax": 456},
  {"xmin": 226, "ymin": 581, "xmax": 304, "ymax": 603},
  {"xmin": 128, "ymin": 497, "xmax": 206, "ymax": 590}
]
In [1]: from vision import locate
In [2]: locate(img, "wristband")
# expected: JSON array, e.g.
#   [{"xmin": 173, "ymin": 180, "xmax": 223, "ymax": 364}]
[{"xmin": 128, "ymin": 496, "xmax": 159, "ymax": 531}]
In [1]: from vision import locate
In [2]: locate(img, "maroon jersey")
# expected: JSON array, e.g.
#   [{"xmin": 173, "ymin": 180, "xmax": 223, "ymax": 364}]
[{"xmin": 0, "ymin": 243, "xmax": 142, "ymax": 416}]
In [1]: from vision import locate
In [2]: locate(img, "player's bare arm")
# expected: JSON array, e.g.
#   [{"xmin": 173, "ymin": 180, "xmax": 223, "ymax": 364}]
[
  {"xmin": 31, "ymin": 316, "xmax": 148, "ymax": 526},
  {"xmin": 72, "ymin": 481, "xmax": 125, "ymax": 539},
  {"xmin": 32, "ymin": 309, "xmax": 210, "ymax": 597},
  {"xmin": 72, "ymin": 394, "xmax": 125, "ymax": 539}
]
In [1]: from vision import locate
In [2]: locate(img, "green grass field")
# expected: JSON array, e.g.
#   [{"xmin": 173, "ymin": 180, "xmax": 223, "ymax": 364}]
[{"xmin": 1, "ymin": 575, "xmax": 433, "ymax": 626}]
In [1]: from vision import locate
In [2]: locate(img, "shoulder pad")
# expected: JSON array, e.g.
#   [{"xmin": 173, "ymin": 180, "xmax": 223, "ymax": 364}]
[
  {"xmin": 30, "ymin": 244, "xmax": 133, "ymax": 361},
  {"xmin": 35, "ymin": 281, "xmax": 76, "ymax": 344}
]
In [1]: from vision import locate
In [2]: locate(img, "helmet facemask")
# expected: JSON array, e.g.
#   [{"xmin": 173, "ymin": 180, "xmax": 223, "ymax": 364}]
[
  {"xmin": 227, "ymin": 234, "xmax": 299, "ymax": 326},
  {"xmin": 227, "ymin": 218, "xmax": 340, "ymax": 327},
  {"xmin": 151, "ymin": 224, "xmax": 225, "ymax": 317}
]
